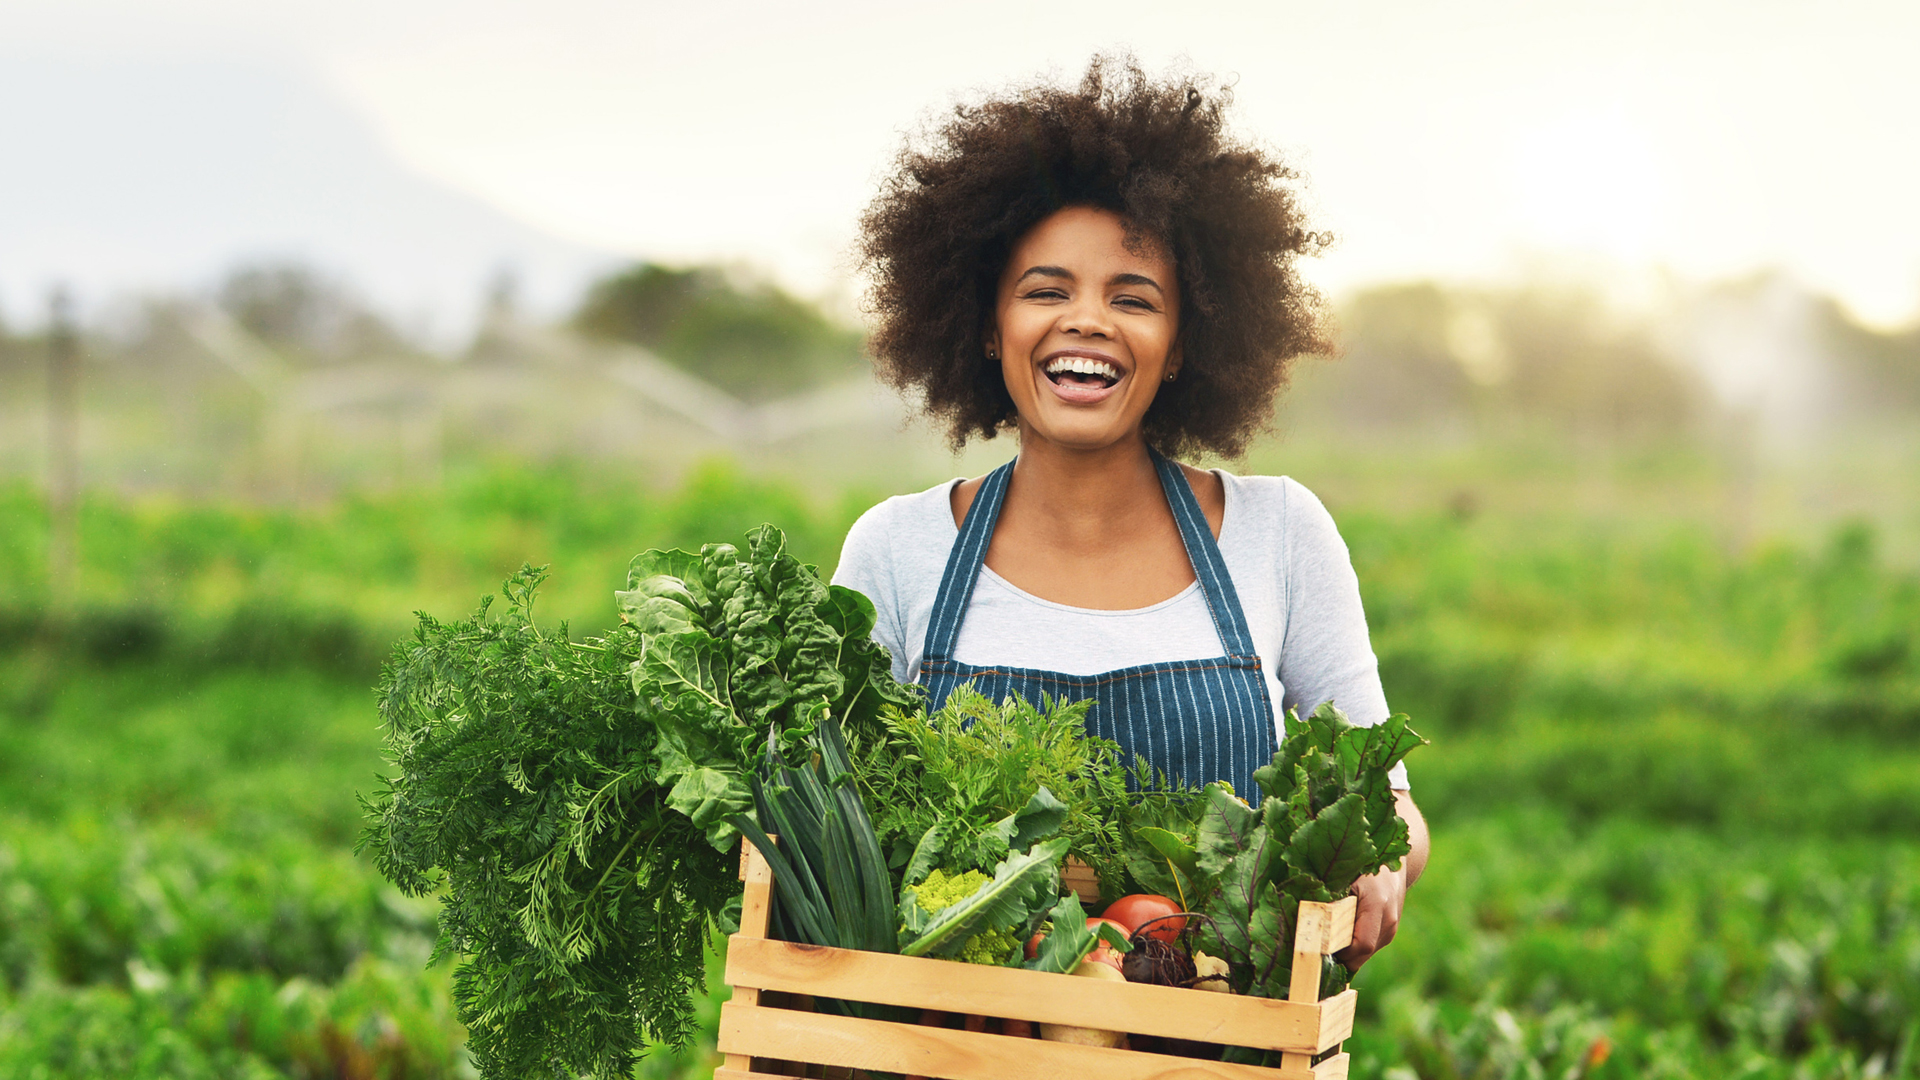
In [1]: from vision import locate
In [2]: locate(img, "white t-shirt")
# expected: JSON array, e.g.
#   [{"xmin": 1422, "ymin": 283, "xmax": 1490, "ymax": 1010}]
[{"xmin": 831, "ymin": 470, "xmax": 1410, "ymax": 789}]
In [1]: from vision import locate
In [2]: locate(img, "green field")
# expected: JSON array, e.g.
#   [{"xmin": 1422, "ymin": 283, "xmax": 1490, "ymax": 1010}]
[{"xmin": 2, "ymin": 451, "xmax": 1916, "ymax": 1078}]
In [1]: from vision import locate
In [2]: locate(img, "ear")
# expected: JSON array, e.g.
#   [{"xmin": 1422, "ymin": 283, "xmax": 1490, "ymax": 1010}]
[
  {"xmin": 982, "ymin": 323, "xmax": 1002, "ymax": 361},
  {"xmin": 1163, "ymin": 339, "xmax": 1183, "ymax": 382}
]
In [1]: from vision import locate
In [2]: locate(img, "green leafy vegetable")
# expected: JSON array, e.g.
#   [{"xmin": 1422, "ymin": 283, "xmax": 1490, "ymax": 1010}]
[
  {"xmin": 853, "ymin": 686, "xmax": 1134, "ymax": 888},
  {"xmin": 897, "ymin": 838, "xmax": 1070, "ymax": 960},
  {"xmin": 624, "ymin": 526, "xmax": 919, "ymax": 851},
  {"xmin": 360, "ymin": 566, "xmax": 735, "ymax": 1079},
  {"xmin": 729, "ymin": 715, "xmax": 896, "ymax": 955},
  {"xmin": 362, "ymin": 525, "xmax": 920, "ymax": 1078},
  {"xmin": 1023, "ymin": 893, "xmax": 1133, "ymax": 975},
  {"xmin": 1192, "ymin": 702, "xmax": 1426, "ymax": 1005}
]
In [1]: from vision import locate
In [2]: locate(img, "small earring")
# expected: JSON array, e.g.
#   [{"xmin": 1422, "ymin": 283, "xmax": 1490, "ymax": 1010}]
[{"xmin": 1164, "ymin": 372, "xmax": 1176, "ymax": 382}]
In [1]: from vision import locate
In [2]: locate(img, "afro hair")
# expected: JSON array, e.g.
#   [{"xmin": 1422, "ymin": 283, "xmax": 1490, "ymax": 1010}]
[{"xmin": 858, "ymin": 55, "xmax": 1333, "ymax": 458}]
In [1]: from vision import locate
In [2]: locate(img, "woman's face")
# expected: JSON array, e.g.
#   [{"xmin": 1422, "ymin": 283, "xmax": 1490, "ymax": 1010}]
[{"xmin": 987, "ymin": 205, "xmax": 1180, "ymax": 453}]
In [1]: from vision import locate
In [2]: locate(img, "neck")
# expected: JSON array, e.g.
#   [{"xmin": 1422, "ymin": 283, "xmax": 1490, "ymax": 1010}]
[{"xmin": 1008, "ymin": 425, "xmax": 1164, "ymax": 535}]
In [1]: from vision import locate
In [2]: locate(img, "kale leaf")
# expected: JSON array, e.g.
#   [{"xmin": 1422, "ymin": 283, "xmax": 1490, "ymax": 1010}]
[{"xmin": 624, "ymin": 526, "xmax": 919, "ymax": 851}]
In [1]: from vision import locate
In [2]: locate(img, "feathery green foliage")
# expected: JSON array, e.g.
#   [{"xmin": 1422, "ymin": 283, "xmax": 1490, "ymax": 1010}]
[
  {"xmin": 852, "ymin": 686, "xmax": 1135, "ymax": 891},
  {"xmin": 360, "ymin": 566, "xmax": 734, "ymax": 1077}
]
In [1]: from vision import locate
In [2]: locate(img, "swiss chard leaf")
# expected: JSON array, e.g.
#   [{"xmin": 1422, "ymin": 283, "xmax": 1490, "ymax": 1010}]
[
  {"xmin": 1283, "ymin": 791, "xmax": 1379, "ymax": 894},
  {"xmin": 1191, "ymin": 702, "xmax": 1427, "ymax": 1005},
  {"xmin": 994, "ymin": 786, "xmax": 1070, "ymax": 851}
]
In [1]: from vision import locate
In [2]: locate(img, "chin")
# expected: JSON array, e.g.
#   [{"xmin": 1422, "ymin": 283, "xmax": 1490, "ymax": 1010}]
[{"xmin": 1023, "ymin": 420, "xmax": 1134, "ymax": 452}]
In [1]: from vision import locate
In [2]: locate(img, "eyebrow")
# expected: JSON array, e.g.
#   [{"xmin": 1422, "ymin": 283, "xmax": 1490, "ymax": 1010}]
[{"xmin": 1013, "ymin": 266, "xmax": 1167, "ymax": 294}]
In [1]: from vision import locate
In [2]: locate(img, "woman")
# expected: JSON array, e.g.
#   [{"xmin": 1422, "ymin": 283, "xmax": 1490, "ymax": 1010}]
[{"xmin": 833, "ymin": 58, "xmax": 1428, "ymax": 969}]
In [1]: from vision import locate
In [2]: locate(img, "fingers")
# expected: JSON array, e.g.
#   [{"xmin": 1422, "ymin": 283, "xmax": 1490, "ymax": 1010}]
[
  {"xmin": 1339, "ymin": 899, "xmax": 1386, "ymax": 970},
  {"xmin": 1335, "ymin": 869, "xmax": 1406, "ymax": 971}
]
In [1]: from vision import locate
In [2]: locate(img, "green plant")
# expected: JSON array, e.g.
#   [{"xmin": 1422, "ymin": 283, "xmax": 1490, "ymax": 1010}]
[
  {"xmin": 360, "ymin": 524, "xmax": 918, "ymax": 1078},
  {"xmin": 852, "ymin": 686, "xmax": 1135, "ymax": 892},
  {"xmin": 730, "ymin": 716, "xmax": 895, "ymax": 955},
  {"xmin": 359, "ymin": 567, "xmax": 734, "ymax": 1078}
]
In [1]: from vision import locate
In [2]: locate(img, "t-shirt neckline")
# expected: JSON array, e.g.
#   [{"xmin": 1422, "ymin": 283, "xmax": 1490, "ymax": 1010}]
[
  {"xmin": 942, "ymin": 468, "xmax": 1236, "ymax": 543},
  {"xmin": 974, "ymin": 565, "xmax": 1203, "ymax": 616}
]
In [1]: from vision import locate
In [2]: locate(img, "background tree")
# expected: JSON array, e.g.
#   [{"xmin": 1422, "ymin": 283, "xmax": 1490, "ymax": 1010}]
[{"xmin": 572, "ymin": 263, "xmax": 866, "ymax": 401}]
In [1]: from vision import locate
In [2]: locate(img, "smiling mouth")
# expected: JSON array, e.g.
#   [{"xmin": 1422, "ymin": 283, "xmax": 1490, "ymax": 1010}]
[{"xmin": 1044, "ymin": 355, "xmax": 1121, "ymax": 390}]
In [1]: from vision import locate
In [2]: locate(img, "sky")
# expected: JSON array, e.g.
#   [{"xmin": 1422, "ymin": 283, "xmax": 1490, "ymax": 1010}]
[{"xmin": 4, "ymin": 0, "xmax": 1918, "ymax": 331}]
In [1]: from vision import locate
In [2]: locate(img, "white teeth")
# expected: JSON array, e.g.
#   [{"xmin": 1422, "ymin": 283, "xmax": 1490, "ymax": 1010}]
[{"xmin": 1044, "ymin": 356, "xmax": 1120, "ymax": 380}]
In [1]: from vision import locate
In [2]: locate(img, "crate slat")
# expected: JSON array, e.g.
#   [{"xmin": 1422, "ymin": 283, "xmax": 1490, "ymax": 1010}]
[
  {"xmin": 727, "ymin": 935, "xmax": 1353, "ymax": 1053},
  {"xmin": 718, "ymin": 1000, "xmax": 1335, "ymax": 1080},
  {"xmin": 1294, "ymin": 897, "xmax": 1357, "ymax": 957},
  {"xmin": 726, "ymin": 836, "xmax": 1362, "ymax": 1077},
  {"xmin": 1308, "ymin": 1053, "xmax": 1350, "ymax": 1079}
]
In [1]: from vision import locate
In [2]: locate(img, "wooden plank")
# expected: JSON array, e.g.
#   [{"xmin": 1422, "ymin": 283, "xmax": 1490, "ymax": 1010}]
[
  {"xmin": 728, "ymin": 837, "xmax": 779, "ymax": 1073},
  {"xmin": 718, "ymin": 1001, "xmax": 1304, "ymax": 1080},
  {"xmin": 1286, "ymin": 951, "xmax": 1321, "ymax": 1005},
  {"xmin": 724, "ymin": 935, "xmax": 1327, "ymax": 1053},
  {"xmin": 1062, "ymin": 858, "xmax": 1101, "ymax": 905},
  {"xmin": 715, "ymin": 1069, "xmax": 803, "ymax": 1080},
  {"xmin": 738, "ymin": 837, "xmax": 776, "ymax": 940},
  {"xmin": 1293, "ymin": 897, "xmax": 1357, "ymax": 956},
  {"xmin": 1323, "ymin": 896, "xmax": 1357, "ymax": 955},
  {"xmin": 1314, "ymin": 990, "xmax": 1357, "ymax": 1052},
  {"xmin": 1311, "ymin": 1052, "xmax": 1350, "ymax": 1079}
]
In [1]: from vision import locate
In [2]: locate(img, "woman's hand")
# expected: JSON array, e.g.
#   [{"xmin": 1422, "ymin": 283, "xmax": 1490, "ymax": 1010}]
[{"xmin": 1336, "ymin": 790, "xmax": 1429, "ymax": 971}]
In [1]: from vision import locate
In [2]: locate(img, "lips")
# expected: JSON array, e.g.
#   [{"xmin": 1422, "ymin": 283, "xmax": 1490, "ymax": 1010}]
[{"xmin": 1041, "ymin": 351, "xmax": 1124, "ymax": 404}]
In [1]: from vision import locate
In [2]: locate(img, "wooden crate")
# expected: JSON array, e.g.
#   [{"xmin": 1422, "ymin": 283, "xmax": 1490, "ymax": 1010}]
[{"xmin": 717, "ymin": 838, "xmax": 1359, "ymax": 1080}]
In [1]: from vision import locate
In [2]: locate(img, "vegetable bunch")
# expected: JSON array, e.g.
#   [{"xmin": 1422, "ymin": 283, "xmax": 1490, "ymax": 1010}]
[
  {"xmin": 362, "ymin": 526, "xmax": 918, "ymax": 1078},
  {"xmin": 852, "ymin": 686, "xmax": 1136, "ymax": 890},
  {"xmin": 363, "ymin": 522, "xmax": 1424, "ymax": 1078},
  {"xmin": 1122, "ymin": 702, "xmax": 1425, "ymax": 1005},
  {"xmin": 621, "ymin": 526, "xmax": 920, "ymax": 851}
]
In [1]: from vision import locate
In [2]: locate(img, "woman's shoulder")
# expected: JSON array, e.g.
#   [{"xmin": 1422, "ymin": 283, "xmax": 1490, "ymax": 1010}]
[
  {"xmin": 1215, "ymin": 470, "xmax": 1341, "ymax": 541},
  {"xmin": 843, "ymin": 479, "xmax": 959, "ymax": 543},
  {"xmin": 832, "ymin": 479, "xmax": 962, "ymax": 590}
]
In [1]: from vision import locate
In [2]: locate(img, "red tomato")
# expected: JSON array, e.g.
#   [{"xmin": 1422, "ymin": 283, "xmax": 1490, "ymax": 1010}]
[
  {"xmin": 1101, "ymin": 894, "xmax": 1185, "ymax": 943},
  {"xmin": 1025, "ymin": 930, "xmax": 1044, "ymax": 960}
]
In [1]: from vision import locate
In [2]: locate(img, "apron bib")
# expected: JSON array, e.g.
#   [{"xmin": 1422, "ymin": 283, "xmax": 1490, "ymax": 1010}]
[{"xmin": 919, "ymin": 449, "xmax": 1280, "ymax": 802}]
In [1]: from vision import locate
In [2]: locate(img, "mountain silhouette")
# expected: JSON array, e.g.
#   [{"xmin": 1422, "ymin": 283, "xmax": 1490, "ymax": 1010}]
[{"xmin": 0, "ymin": 56, "xmax": 615, "ymax": 338}]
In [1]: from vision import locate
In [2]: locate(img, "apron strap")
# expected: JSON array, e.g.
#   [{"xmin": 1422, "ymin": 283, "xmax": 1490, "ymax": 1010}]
[
  {"xmin": 920, "ymin": 450, "xmax": 1259, "ymax": 663},
  {"xmin": 921, "ymin": 459, "xmax": 1014, "ymax": 662},
  {"xmin": 1149, "ymin": 447, "xmax": 1259, "ymax": 661}
]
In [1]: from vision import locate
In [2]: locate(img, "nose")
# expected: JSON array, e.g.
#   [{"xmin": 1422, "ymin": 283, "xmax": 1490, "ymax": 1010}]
[{"xmin": 1058, "ymin": 294, "xmax": 1114, "ymax": 339}]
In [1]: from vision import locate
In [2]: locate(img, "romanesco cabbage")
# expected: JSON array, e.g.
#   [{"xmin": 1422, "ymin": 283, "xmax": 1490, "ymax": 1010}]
[{"xmin": 906, "ymin": 870, "xmax": 1022, "ymax": 965}]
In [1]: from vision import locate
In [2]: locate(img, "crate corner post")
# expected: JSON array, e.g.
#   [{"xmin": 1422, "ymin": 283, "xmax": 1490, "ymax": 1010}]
[
  {"xmin": 1277, "ymin": 895, "xmax": 1359, "ymax": 1080},
  {"xmin": 720, "ymin": 836, "xmax": 777, "ymax": 1077}
]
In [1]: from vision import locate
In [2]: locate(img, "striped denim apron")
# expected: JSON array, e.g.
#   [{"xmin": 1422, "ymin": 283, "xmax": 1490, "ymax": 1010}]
[{"xmin": 918, "ymin": 449, "xmax": 1280, "ymax": 802}]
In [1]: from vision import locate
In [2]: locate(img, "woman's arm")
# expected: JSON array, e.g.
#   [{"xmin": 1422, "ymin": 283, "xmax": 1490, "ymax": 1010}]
[{"xmin": 1337, "ymin": 790, "xmax": 1428, "ymax": 971}]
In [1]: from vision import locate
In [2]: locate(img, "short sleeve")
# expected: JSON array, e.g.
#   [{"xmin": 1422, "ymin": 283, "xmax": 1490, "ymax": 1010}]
[
  {"xmin": 1276, "ymin": 479, "xmax": 1410, "ymax": 790},
  {"xmin": 831, "ymin": 500, "xmax": 912, "ymax": 685}
]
